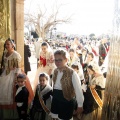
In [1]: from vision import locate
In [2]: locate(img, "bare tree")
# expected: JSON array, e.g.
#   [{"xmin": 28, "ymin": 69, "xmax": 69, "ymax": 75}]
[{"xmin": 24, "ymin": 1, "xmax": 72, "ymax": 39}]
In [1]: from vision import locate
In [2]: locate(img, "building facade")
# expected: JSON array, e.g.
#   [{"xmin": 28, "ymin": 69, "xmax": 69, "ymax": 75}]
[{"xmin": 0, "ymin": 0, "xmax": 24, "ymax": 69}]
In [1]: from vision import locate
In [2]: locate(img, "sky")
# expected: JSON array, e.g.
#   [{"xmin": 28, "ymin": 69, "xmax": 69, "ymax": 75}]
[{"xmin": 24, "ymin": 0, "xmax": 114, "ymax": 36}]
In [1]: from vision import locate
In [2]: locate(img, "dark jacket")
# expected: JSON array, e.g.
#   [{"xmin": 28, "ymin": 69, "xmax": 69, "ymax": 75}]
[
  {"xmin": 15, "ymin": 86, "xmax": 29, "ymax": 111},
  {"xmin": 99, "ymin": 43, "xmax": 107, "ymax": 66},
  {"xmin": 24, "ymin": 44, "xmax": 31, "ymax": 74},
  {"xmin": 99, "ymin": 44, "xmax": 107, "ymax": 59}
]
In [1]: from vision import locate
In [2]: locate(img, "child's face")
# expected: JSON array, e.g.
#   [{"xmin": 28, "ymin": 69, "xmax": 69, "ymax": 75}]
[
  {"xmin": 5, "ymin": 40, "xmax": 14, "ymax": 51},
  {"xmin": 87, "ymin": 68, "xmax": 94, "ymax": 75},
  {"xmin": 42, "ymin": 46, "xmax": 48, "ymax": 53},
  {"xmin": 39, "ymin": 77, "xmax": 47, "ymax": 86},
  {"xmin": 54, "ymin": 54, "xmax": 67, "ymax": 70},
  {"xmin": 17, "ymin": 78, "xmax": 25, "ymax": 87},
  {"xmin": 69, "ymin": 52, "xmax": 74, "ymax": 58},
  {"xmin": 82, "ymin": 50, "xmax": 87, "ymax": 55},
  {"xmin": 86, "ymin": 54, "xmax": 93, "ymax": 62}
]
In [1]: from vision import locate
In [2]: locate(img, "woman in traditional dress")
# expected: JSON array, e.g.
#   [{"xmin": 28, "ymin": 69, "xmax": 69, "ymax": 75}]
[
  {"xmin": 83, "ymin": 52, "xmax": 98, "ymax": 84},
  {"xmin": 70, "ymin": 37, "xmax": 82, "ymax": 50},
  {"xmin": 81, "ymin": 48, "xmax": 88, "ymax": 65},
  {"xmin": 68, "ymin": 48, "xmax": 81, "ymax": 67},
  {"xmin": 0, "ymin": 38, "xmax": 22, "ymax": 120},
  {"xmin": 0, "ymin": 38, "xmax": 34, "ymax": 120},
  {"xmin": 71, "ymin": 62, "xmax": 84, "ymax": 83},
  {"xmin": 33, "ymin": 42, "xmax": 55, "ymax": 91},
  {"xmin": 79, "ymin": 64, "xmax": 106, "ymax": 120},
  {"xmin": 71, "ymin": 62, "xmax": 86, "ymax": 117}
]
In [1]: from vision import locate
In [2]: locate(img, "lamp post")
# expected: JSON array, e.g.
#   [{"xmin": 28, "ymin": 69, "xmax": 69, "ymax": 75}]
[
  {"xmin": 50, "ymin": 29, "xmax": 52, "ymax": 39},
  {"xmin": 29, "ymin": 25, "xmax": 31, "ymax": 41},
  {"xmin": 54, "ymin": 27, "xmax": 57, "ymax": 39}
]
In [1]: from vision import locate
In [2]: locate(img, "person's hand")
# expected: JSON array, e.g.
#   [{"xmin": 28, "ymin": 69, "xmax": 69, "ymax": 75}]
[
  {"xmin": 21, "ymin": 111, "xmax": 25, "ymax": 114},
  {"xmin": 10, "ymin": 66, "xmax": 15, "ymax": 70},
  {"xmin": 72, "ymin": 107, "xmax": 83, "ymax": 119},
  {"xmin": 38, "ymin": 63, "xmax": 40, "ymax": 67},
  {"xmin": 73, "ymin": 110, "xmax": 77, "ymax": 115},
  {"xmin": 38, "ymin": 63, "xmax": 42, "ymax": 68},
  {"xmin": 90, "ymin": 85, "xmax": 96, "ymax": 89},
  {"xmin": 76, "ymin": 107, "xmax": 83, "ymax": 114},
  {"xmin": 14, "ymin": 74, "xmax": 17, "ymax": 85},
  {"xmin": 14, "ymin": 80, "xmax": 17, "ymax": 85},
  {"xmin": 48, "ymin": 69, "xmax": 52, "ymax": 76}
]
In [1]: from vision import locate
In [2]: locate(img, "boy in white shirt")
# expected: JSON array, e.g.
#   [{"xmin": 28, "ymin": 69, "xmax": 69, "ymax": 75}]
[
  {"xmin": 15, "ymin": 74, "xmax": 29, "ymax": 120},
  {"xmin": 51, "ymin": 49, "xmax": 84, "ymax": 120}
]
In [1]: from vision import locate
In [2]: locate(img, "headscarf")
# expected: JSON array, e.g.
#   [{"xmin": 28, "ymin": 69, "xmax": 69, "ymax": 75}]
[{"xmin": 89, "ymin": 63, "xmax": 102, "ymax": 73}]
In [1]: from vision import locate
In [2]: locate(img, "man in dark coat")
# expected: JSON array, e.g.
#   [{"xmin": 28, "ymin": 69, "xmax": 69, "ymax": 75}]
[
  {"xmin": 24, "ymin": 43, "xmax": 31, "ymax": 74},
  {"xmin": 98, "ymin": 39, "xmax": 107, "ymax": 66}
]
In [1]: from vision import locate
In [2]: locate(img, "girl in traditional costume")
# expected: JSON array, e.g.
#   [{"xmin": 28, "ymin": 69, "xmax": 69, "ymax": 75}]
[
  {"xmin": 30, "ymin": 73, "xmax": 52, "ymax": 120},
  {"xmin": 83, "ymin": 52, "xmax": 98, "ymax": 85},
  {"xmin": 68, "ymin": 48, "xmax": 81, "ymax": 67},
  {"xmin": 81, "ymin": 48, "xmax": 88, "ymax": 65},
  {"xmin": 0, "ymin": 38, "xmax": 34, "ymax": 120},
  {"xmin": 70, "ymin": 37, "xmax": 82, "ymax": 50},
  {"xmin": 33, "ymin": 42, "xmax": 55, "ymax": 91},
  {"xmin": 79, "ymin": 64, "xmax": 106, "ymax": 120},
  {"xmin": 71, "ymin": 62, "xmax": 87, "ymax": 117},
  {"xmin": 71, "ymin": 62, "xmax": 84, "ymax": 83}
]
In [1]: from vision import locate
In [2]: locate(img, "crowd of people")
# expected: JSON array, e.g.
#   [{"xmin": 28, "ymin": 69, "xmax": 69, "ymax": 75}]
[{"xmin": 0, "ymin": 37, "xmax": 109, "ymax": 120}]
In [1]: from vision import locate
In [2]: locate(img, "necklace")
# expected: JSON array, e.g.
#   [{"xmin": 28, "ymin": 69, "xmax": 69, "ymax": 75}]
[{"xmin": 6, "ymin": 51, "xmax": 14, "ymax": 57}]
